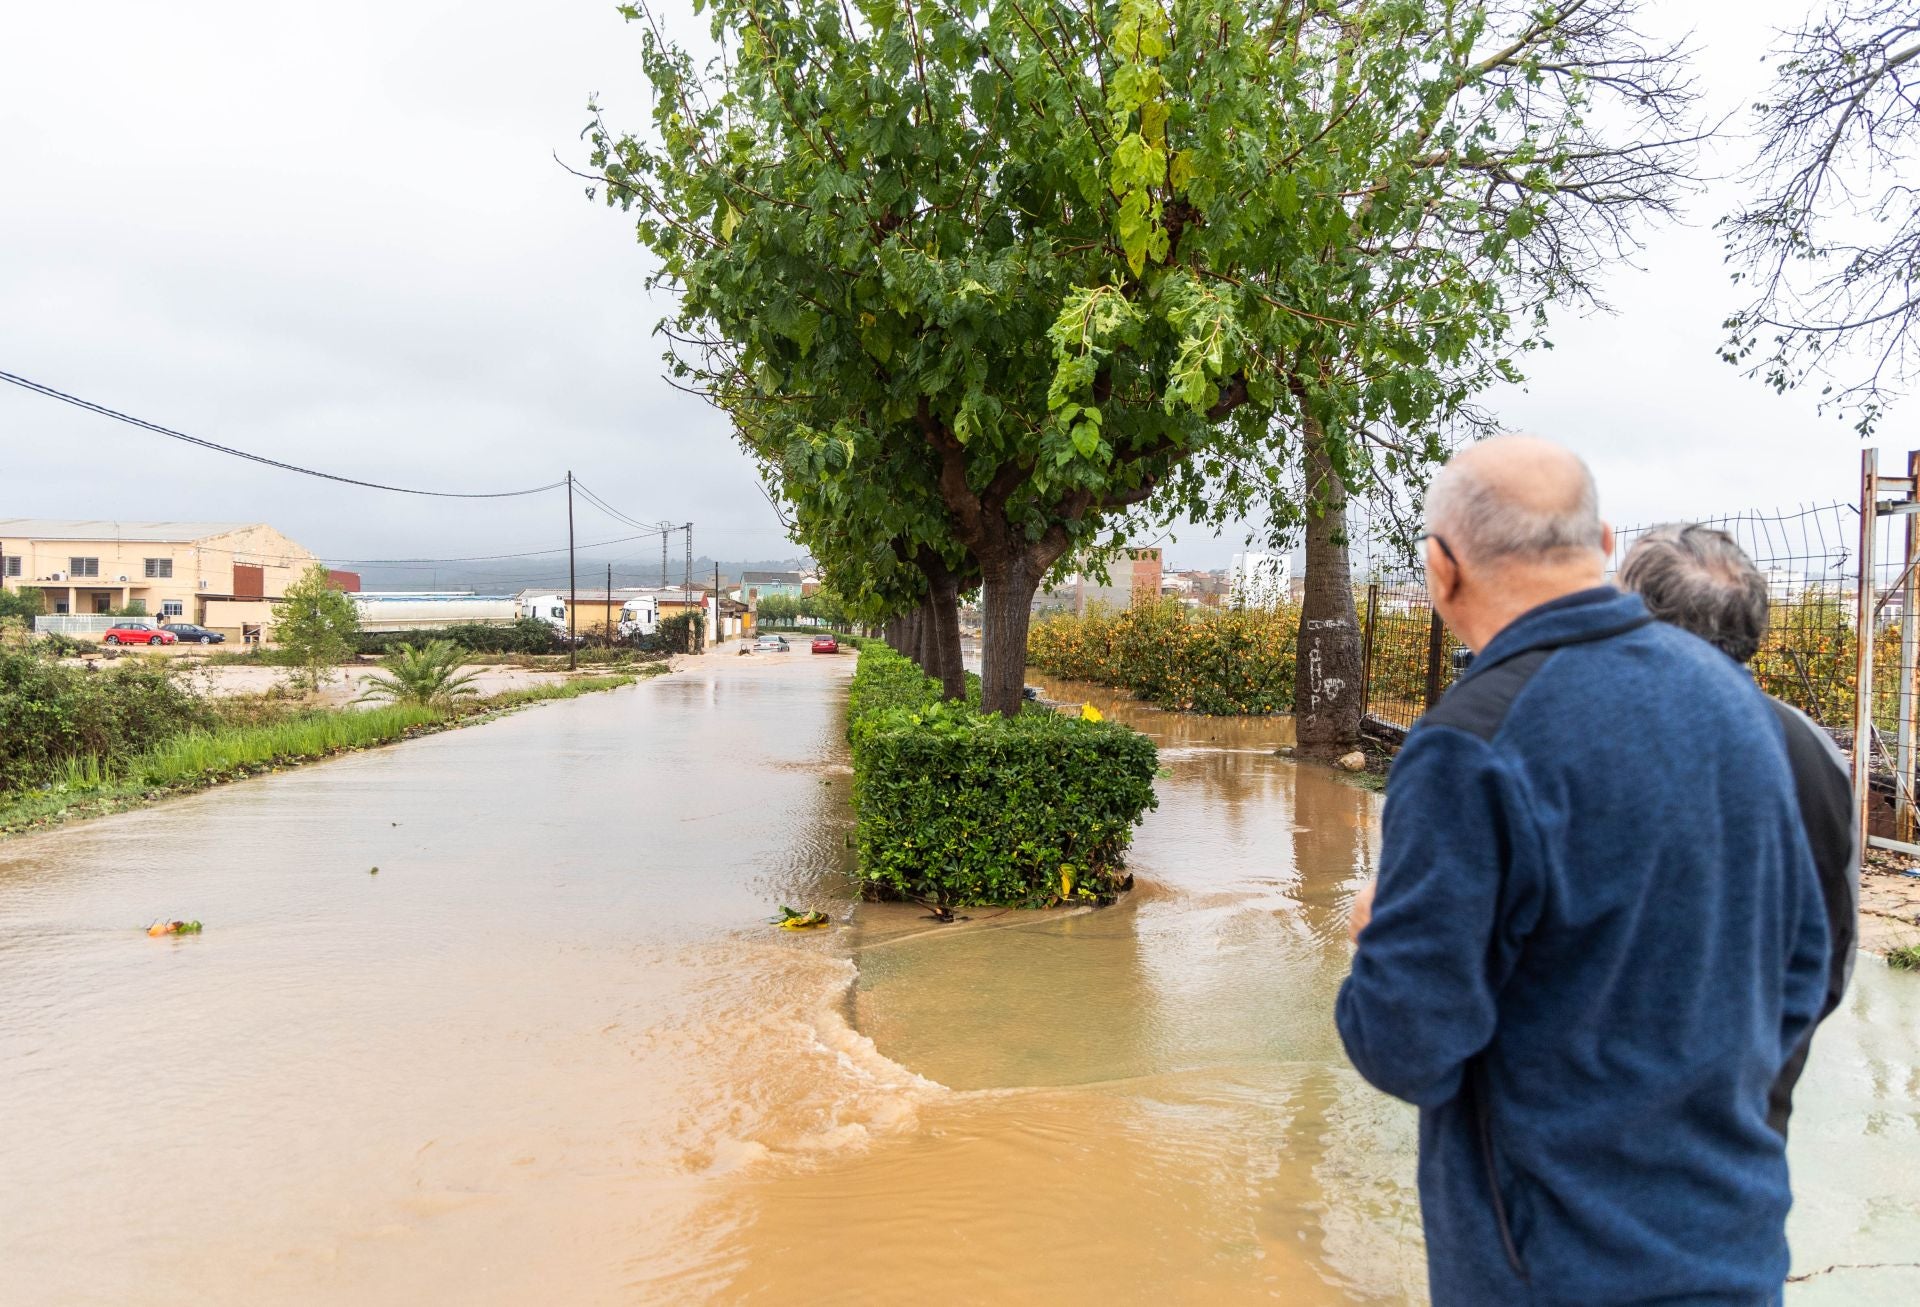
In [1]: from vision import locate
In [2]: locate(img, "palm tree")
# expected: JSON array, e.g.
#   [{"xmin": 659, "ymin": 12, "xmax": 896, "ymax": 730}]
[{"xmin": 356, "ymin": 640, "xmax": 483, "ymax": 710}]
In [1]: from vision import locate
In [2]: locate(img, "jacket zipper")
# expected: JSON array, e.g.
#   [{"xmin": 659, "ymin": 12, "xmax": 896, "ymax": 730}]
[{"xmin": 1474, "ymin": 1069, "xmax": 1530, "ymax": 1281}]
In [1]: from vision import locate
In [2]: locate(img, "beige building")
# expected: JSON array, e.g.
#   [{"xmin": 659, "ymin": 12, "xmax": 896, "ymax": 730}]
[
  {"xmin": 1033, "ymin": 547, "xmax": 1165, "ymax": 617},
  {"xmin": 0, "ymin": 519, "xmax": 321, "ymax": 634}
]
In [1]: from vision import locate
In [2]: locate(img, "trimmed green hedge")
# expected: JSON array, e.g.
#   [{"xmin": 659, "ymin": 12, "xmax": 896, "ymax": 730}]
[{"xmin": 846, "ymin": 643, "xmax": 1157, "ymax": 912}]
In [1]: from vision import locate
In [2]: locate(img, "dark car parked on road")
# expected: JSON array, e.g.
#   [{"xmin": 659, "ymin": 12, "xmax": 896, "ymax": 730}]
[{"xmin": 161, "ymin": 623, "xmax": 226, "ymax": 645}]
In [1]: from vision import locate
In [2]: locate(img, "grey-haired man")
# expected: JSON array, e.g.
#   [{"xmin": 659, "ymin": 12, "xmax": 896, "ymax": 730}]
[{"xmin": 1620, "ymin": 522, "xmax": 1858, "ymax": 1135}]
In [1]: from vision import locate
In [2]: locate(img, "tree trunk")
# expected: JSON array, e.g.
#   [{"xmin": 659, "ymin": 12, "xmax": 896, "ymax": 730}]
[
  {"xmin": 978, "ymin": 555, "xmax": 1042, "ymax": 716},
  {"xmin": 916, "ymin": 599, "xmax": 940, "ymax": 673},
  {"xmin": 1294, "ymin": 419, "xmax": 1365, "ymax": 754},
  {"xmin": 923, "ymin": 570, "xmax": 966, "ymax": 702},
  {"xmin": 902, "ymin": 608, "xmax": 922, "ymax": 669}
]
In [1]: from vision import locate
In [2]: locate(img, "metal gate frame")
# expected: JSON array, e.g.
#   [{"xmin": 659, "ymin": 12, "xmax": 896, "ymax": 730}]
[{"xmin": 1854, "ymin": 449, "xmax": 1920, "ymax": 856}]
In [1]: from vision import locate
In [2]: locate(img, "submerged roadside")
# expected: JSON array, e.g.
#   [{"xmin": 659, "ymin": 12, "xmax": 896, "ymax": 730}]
[{"xmin": 0, "ymin": 670, "xmax": 652, "ymax": 839}]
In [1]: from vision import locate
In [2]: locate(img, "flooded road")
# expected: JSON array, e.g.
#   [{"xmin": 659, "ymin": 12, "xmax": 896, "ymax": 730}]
[{"xmin": 2, "ymin": 655, "xmax": 1917, "ymax": 1303}]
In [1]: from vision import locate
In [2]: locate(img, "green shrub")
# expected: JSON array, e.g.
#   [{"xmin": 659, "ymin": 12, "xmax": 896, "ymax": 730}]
[
  {"xmin": 847, "ymin": 643, "xmax": 1157, "ymax": 912},
  {"xmin": 0, "ymin": 588, "xmax": 47, "ymax": 622},
  {"xmin": 644, "ymin": 611, "xmax": 704, "ymax": 654},
  {"xmin": 1027, "ymin": 599, "xmax": 1299, "ymax": 714},
  {"xmin": 37, "ymin": 631, "xmax": 92, "ymax": 658},
  {"xmin": 0, "ymin": 647, "xmax": 210, "ymax": 793}
]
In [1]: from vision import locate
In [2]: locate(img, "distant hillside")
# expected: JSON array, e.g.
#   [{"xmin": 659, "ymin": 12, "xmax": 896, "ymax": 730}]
[{"xmin": 347, "ymin": 556, "xmax": 813, "ymax": 594}]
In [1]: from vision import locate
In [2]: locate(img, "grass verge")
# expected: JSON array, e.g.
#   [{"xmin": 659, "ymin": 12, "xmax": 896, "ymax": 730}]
[
  {"xmin": 0, "ymin": 671, "xmax": 647, "ymax": 838},
  {"xmin": 1889, "ymin": 944, "xmax": 1920, "ymax": 972}
]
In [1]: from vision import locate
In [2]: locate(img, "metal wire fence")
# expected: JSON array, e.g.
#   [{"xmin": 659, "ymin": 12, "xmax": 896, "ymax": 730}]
[{"xmin": 1358, "ymin": 501, "xmax": 1865, "ymax": 739}]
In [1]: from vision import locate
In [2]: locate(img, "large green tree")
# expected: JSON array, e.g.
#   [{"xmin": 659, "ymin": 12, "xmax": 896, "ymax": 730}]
[{"xmin": 590, "ymin": 0, "xmax": 1697, "ymax": 721}]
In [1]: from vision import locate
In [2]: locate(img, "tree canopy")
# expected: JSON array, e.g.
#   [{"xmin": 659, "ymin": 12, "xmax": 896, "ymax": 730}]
[
  {"xmin": 271, "ymin": 565, "xmax": 361, "ymax": 691},
  {"xmin": 589, "ymin": 0, "xmax": 1699, "ymax": 719},
  {"xmin": 1723, "ymin": 1, "xmax": 1920, "ymax": 434}
]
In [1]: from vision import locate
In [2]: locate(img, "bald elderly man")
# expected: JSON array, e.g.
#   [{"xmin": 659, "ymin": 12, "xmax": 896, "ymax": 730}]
[{"xmin": 1335, "ymin": 437, "xmax": 1827, "ymax": 1306}]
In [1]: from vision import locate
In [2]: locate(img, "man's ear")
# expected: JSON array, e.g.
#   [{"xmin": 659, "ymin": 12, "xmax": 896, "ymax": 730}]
[
  {"xmin": 1599, "ymin": 521, "xmax": 1615, "ymax": 556},
  {"xmin": 1426, "ymin": 535, "xmax": 1459, "ymax": 602}
]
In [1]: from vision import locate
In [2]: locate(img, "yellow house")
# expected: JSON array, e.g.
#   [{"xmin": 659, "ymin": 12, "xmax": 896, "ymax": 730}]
[{"xmin": 0, "ymin": 519, "xmax": 321, "ymax": 635}]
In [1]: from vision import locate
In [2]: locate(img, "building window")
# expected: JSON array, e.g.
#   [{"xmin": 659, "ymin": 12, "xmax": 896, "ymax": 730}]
[
  {"xmin": 1, "ymin": 555, "xmax": 19, "ymax": 577},
  {"xmin": 161, "ymin": 600, "xmax": 184, "ymax": 617},
  {"xmin": 144, "ymin": 557, "xmax": 173, "ymax": 579},
  {"xmin": 69, "ymin": 556, "xmax": 100, "ymax": 578}
]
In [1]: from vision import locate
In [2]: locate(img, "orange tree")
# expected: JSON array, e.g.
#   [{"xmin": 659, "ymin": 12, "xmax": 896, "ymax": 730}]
[{"xmin": 1029, "ymin": 600, "xmax": 1299, "ymax": 714}]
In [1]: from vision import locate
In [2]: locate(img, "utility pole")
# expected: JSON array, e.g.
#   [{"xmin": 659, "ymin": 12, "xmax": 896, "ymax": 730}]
[
  {"xmin": 683, "ymin": 523, "xmax": 694, "ymax": 651},
  {"xmin": 567, "ymin": 470, "xmax": 578, "ymax": 671},
  {"xmin": 715, "ymin": 562, "xmax": 722, "ymax": 643},
  {"xmin": 661, "ymin": 531, "xmax": 669, "ymax": 588},
  {"xmin": 606, "ymin": 561, "xmax": 613, "ymax": 646}
]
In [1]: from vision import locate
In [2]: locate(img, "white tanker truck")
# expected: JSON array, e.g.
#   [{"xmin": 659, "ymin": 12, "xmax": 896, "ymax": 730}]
[{"xmin": 351, "ymin": 592, "xmax": 570, "ymax": 634}]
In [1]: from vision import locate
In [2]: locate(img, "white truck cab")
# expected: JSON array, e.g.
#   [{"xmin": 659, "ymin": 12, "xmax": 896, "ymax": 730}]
[
  {"xmin": 618, "ymin": 595, "xmax": 660, "ymax": 639},
  {"xmin": 519, "ymin": 594, "xmax": 567, "ymax": 631}
]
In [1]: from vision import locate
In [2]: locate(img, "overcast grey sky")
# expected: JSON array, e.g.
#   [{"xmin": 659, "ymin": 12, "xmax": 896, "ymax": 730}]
[{"xmin": 0, "ymin": 0, "xmax": 1884, "ymax": 574}]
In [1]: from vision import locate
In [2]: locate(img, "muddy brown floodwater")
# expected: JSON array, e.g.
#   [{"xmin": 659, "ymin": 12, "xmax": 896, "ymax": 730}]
[{"xmin": 1, "ymin": 653, "xmax": 1917, "ymax": 1304}]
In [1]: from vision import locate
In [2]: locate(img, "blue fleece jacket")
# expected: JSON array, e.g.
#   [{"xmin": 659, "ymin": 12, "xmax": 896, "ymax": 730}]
[{"xmin": 1336, "ymin": 588, "xmax": 1828, "ymax": 1307}]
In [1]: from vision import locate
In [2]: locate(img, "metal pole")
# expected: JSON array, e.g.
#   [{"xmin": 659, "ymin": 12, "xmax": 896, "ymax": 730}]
[
  {"xmin": 1854, "ymin": 449, "xmax": 1879, "ymax": 852},
  {"xmin": 607, "ymin": 561, "xmax": 614, "ymax": 647},
  {"xmin": 567, "ymin": 470, "xmax": 578, "ymax": 671},
  {"xmin": 1423, "ymin": 606, "xmax": 1445, "ymax": 710},
  {"xmin": 684, "ymin": 524, "xmax": 694, "ymax": 651},
  {"xmin": 715, "ymin": 562, "xmax": 722, "ymax": 643},
  {"xmin": 1360, "ymin": 582, "xmax": 1379, "ymax": 718},
  {"xmin": 662, "ymin": 532, "xmax": 669, "ymax": 589},
  {"xmin": 1899, "ymin": 451, "xmax": 1920, "ymax": 840}
]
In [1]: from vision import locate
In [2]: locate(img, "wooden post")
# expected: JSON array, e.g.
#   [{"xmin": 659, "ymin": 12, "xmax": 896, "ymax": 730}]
[
  {"xmin": 1854, "ymin": 449, "xmax": 1879, "ymax": 852},
  {"xmin": 567, "ymin": 471, "xmax": 578, "ymax": 671},
  {"xmin": 1423, "ymin": 606, "xmax": 1445, "ymax": 710}
]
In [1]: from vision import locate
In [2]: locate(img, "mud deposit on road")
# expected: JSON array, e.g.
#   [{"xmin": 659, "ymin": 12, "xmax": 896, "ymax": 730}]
[{"xmin": 1, "ymin": 653, "xmax": 1916, "ymax": 1304}]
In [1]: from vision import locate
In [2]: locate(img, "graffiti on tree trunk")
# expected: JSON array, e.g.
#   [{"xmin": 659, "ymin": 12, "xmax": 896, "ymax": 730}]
[{"xmin": 1303, "ymin": 618, "xmax": 1352, "ymax": 714}]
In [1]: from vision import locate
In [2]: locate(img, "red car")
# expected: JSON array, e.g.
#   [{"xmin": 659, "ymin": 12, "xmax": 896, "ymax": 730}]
[
  {"xmin": 810, "ymin": 635, "xmax": 840, "ymax": 654},
  {"xmin": 102, "ymin": 622, "xmax": 177, "ymax": 646}
]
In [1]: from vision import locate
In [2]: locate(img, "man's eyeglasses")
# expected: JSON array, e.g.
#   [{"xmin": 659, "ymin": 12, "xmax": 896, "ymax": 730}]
[{"xmin": 1415, "ymin": 532, "xmax": 1458, "ymax": 566}]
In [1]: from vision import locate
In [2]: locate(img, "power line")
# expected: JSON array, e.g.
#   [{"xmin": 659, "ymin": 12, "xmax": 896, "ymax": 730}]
[
  {"xmin": 0, "ymin": 368, "xmax": 568, "ymax": 499},
  {"xmin": 324, "ymin": 527, "xmax": 674, "ymax": 567},
  {"xmin": 571, "ymin": 477, "xmax": 673, "ymax": 533}
]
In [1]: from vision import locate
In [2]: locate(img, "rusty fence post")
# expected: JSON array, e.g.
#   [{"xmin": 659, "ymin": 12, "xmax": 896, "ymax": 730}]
[
  {"xmin": 1855, "ymin": 449, "xmax": 1880, "ymax": 853},
  {"xmin": 1424, "ymin": 605, "xmax": 1445, "ymax": 711},
  {"xmin": 1898, "ymin": 451, "xmax": 1920, "ymax": 842},
  {"xmin": 1360, "ymin": 583, "xmax": 1379, "ymax": 719}
]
